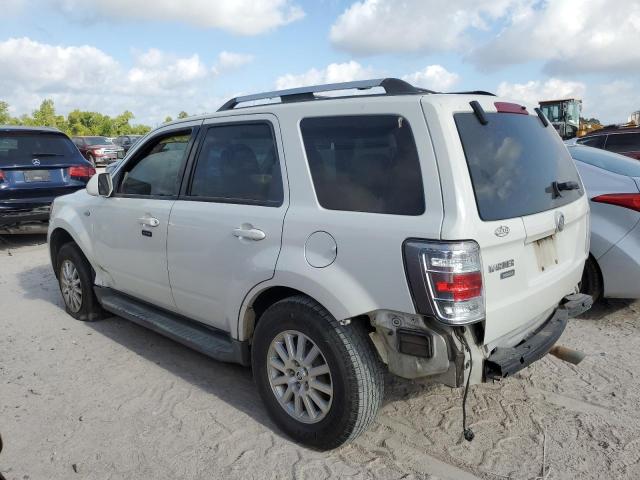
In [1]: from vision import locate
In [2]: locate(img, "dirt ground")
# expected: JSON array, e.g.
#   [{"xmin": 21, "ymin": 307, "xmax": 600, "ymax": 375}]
[{"xmin": 1, "ymin": 235, "xmax": 639, "ymax": 480}]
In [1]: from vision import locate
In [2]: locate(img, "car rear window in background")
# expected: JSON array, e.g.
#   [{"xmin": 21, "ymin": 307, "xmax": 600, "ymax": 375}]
[
  {"xmin": 84, "ymin": 137, "xmax": 113, "ymax": 145},
  {"xmin": 300, "ymin": 115, "xmax": 425, "ymax": 215},
  {"xmin": 0, "ymin": 132, "xmax": 78, "ymax": 164},
  {"xmin": 569, "ymin": 146, "xmax": 640, "ymax": 177},
  {"xmin": 604, "ymin": 133, "xmax": 640, "ymax": 153},
  {"xmin": 455, "ymin": 112, "xmax": 583, "ymax": 221},
  {"xmin": 577, "ymin": 135, "xmax": 606, "ymax": 149}
]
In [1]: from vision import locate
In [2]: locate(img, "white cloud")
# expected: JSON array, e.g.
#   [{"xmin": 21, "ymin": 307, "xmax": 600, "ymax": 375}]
[
  {"xmin": 329, "ymin": 0, "xmax": 518, "ymax": 55},
  {"xmin": 402, "ymin": 65, "xmax": 460, "ymax": 91},
  {"xmin": 212, "ymin": 51, "xmax": 254, "ymax": 75},
  {"xmin": 52, "ymin": 0, "xmax": 304, "ymax": 35},
  {"xmin": 496, "ymin": 78, "xmax": 587, "ymax": 107},
  {"xmin": 0, "ymin": 37, "xmax": 227, "ymax": 125},
  {"xmin": 275, "ymin": 61, "xmax": 374, "ymax": 90},
  {"xmin": 472, "ymin": 0, "xmax": 640, "ymax": 74}
]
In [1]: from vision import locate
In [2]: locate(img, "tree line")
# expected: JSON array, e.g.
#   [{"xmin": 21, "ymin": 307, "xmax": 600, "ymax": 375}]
[{"xmin": 0, "ymin": 99, "xmax": 189, "ymax": 137}]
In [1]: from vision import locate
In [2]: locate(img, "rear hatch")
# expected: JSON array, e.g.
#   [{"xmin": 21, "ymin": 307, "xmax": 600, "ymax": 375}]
[
  {"xmin": 0, "ymin": 130, "xmax": 91, "ymax": 206},
  {"xmin": 436, "ymin": 100, "xmax": 589, "ymax": 347}
]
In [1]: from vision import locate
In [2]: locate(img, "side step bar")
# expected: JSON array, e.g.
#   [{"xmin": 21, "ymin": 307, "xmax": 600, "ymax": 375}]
[{"xmin": 94, "ymin": 287, "xmax": 250, "ymax": 366}]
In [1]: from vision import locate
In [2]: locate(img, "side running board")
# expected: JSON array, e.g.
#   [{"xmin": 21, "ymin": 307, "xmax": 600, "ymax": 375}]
[{"xmin": 94, "ymin": 287, "xmax": 250, "ymax": 366}]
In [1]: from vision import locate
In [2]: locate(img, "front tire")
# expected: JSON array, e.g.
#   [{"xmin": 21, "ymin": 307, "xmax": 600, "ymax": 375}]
[
  {"xmin": 252, "ymin": 296, "xmax": 384, "ymax": 450},
  {"xmin": 57, "ymin": 243, "xmax": 103, "ymax": 321}
]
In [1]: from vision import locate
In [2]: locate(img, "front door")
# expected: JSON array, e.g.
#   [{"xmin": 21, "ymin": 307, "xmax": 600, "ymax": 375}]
[
  {"xmin": 92, "ymin": 123, "xmax": 200, "ymax": 310},
  {"xmin": 167, "ymin": 114, "xmax": 288, "ymax": 333}
]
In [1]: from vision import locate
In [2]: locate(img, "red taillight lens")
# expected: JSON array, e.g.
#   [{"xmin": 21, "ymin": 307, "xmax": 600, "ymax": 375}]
[
  {"xmin": 68, "ymin": 165, "xmax": 96, "ymax": 180},
  {"xmin": 494, "ymin": 101, "xmax": 528, "ymax": 114},
  {"xmin": 592, "ymin": 193, "xmax": 640, "ymax": 213},
  {"xmin": 434, "ymin": 272, "xmax": 483, "ymax": 301},
  {"xmin": 0, "ymin": 169, "xmax": 5, "ymax": 182}
]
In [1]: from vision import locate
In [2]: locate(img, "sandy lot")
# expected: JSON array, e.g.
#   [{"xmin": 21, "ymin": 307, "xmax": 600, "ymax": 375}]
[{"xmin": 1, "ymin": 235, "xmax": 639, "ymax": 480}]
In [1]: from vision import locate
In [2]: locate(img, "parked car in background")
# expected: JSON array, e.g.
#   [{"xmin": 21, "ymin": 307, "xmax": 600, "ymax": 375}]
[
  {"xmin": 71, "ymin": 136, "xmax": 124, "ymax": 166},
  {"xmin": 576, "ymin": 126, "xmax": 640, "ymax": 160},
  {"xmin": 0, "ymin": 126, "xmax": 95, "ymax": 232},
  {"xmin": 569, "ymin": 145, "xmax": 640, "ymax": 300},
  {"xmin": 48, "ymin": 78, "xmax": 592, "ymax": 449},
  {"xmin": 113, "ymin": 135, "xmax": 143, "ymax": 153}
]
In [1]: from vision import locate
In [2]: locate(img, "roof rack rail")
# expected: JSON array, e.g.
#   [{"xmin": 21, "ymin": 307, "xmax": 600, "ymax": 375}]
[
  {"xmin": 445, "ymin": 90, "xmax": 496, "ymax": 96},
  {"xmin": 217, "ymin": 77, "xmax": 433, "ymax": 111}
]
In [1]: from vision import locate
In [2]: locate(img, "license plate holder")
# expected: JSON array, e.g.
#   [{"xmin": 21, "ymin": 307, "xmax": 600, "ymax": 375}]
[
  {"xmin": 534, "ymin": 235, "xmax": 558, "ymax": 272},
  {"xmin": 24, "ymin": 170, "xmax": 50, "ymax": 182}
]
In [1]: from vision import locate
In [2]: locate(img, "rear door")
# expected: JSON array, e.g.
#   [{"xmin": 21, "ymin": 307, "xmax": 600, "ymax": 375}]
[
  {"xmin": 450, "ymin": 105, "xmax": 589, "ymax": 345},
  {"xmin": 167, "ymin": 114, "xmax": 288, "ymax": 333},
  {"xmin": 91, "ymin": 123, "xmax": 200, "ymax": 310}
]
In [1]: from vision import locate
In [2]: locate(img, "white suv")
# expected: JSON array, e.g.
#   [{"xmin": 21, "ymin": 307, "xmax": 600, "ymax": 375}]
[{"xmin": 48, "ymin": 78, "xmax": 592, "ymax": 449}]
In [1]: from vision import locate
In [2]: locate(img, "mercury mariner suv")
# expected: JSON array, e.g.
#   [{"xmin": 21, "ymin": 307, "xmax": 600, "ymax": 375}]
[{"xmin": 48, "ymin": 79, "xmax": 592, "ymax": 449}]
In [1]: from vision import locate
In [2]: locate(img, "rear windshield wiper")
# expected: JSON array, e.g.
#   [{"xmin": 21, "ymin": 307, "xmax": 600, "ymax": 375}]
[
  {"xmin": 31, "ymin": 152, "xmax": 63, "ymax": 156},
  {"xmin": 549, "ymin": 180, "xmax": 580, "ymax": 198}
]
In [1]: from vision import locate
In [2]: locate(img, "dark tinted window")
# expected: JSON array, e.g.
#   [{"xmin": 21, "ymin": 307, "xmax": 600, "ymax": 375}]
[
  {"xmin": 0, "ymin": 132, "xmax": 78, "ymax": 165},
  {"xmin": 577, "ymin": 135, "xmax": 606, "ymax": 149},
  {"xmin": 189, "ymin": 123, "xmax": 283, "ymax": 205},
  {"xmin": 84, "ymin": 137, "xmax": 112, "ymax": 145},
  {"xmin": 605, "ymin": 133, "xmax": 640, "ymax": 153},
  {"xmin": 569, "ymin": 145, "xmax": 640, "ymax": 177},
  {"xmin": 120, "ymin": 131, "xmax": 191, "ymax": 196},
  {"xmin": 300, "ymin": 115, "xmax": 425, "ymax": 215},
  {"xmin": 455, "ymin": 112, "xmax": 583, "ymax": 221}
]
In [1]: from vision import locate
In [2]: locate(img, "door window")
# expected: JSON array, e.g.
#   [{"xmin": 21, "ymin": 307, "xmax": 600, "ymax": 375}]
[
  {"xmin": 188, "ymin": 123, "xmax": 283, "ymax": 205},
  {"xmin": 119, "ymin": 130, "xmax": 192, "ymax": 197},
  {"xmin": 604, "ymin": 133, "xmax": 640, "ymax": 153}
]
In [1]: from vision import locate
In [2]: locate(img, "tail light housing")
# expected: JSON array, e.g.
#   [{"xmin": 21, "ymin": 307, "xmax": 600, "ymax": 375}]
[
  {"xmin": 68, "ymin": 165, "xmax": 96, "ymax": 180},
  {"xmin": 404, "ymin": 240, "xmax": 485, "ymax": 325},
  {"xmin": 592, "ymin": 193, "xmax": 640, "ymax": 213},
  {"xmin": 0, "ymin": 169, "xmax": 5, "ymax": 182}
]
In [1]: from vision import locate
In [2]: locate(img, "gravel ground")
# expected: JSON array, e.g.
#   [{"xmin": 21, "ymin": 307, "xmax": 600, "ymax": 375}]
[{"xmin": 1, "ymin": 235, "xmax": 639, "ymax": 480}]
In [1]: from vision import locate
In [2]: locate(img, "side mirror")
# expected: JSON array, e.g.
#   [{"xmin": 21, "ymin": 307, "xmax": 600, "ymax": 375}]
[{"xmin": 86, "ymin": 173, "xmax": 113, "ymax": 197}]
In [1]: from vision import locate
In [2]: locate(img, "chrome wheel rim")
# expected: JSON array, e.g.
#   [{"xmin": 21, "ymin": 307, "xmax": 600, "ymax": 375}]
[
  {"xmin": 267, "ymin": 330, "xmax": 333, "ymax": 424},
  {"xmin": 60, "ymin": 260, "xmax": 82, "ymax": 313}
]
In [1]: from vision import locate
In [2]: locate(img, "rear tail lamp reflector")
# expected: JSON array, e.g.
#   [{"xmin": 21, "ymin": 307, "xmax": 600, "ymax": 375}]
[{"xmin": 592, "ymin": 193, "xmax": 640, "ymax": 213}]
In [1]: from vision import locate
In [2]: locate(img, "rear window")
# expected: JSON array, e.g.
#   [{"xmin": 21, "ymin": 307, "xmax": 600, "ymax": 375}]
[
  {"xmin": 569, "ymin": 145, "xmax": 640, "ymax": 177},
  {"xmin": 300, "ymin": 115, "xmax": 425, "ymax": 215},
  {"xmin": 605, "ymin": 133, "xmax": 640, "ymax": 153},
  {"xmin": 0, "ymin": 132, "xmax": 78, "ymax": 164},
  {"xmin": 455, "ymin": 112, "xmax": 583, "ymax": 221},
  {"xmin": 576, "ymin": 135, "xmax": 606, "ymax": 149}
]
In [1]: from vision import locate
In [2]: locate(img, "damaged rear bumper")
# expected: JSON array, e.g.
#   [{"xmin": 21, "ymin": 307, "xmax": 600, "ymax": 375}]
[{"xmin": 484, "ymin": 293, "xmax": 593, "ymax": 380}]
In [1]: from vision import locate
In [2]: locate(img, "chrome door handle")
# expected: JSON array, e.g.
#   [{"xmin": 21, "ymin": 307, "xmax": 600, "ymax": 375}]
[
  {"xmin": 233, "ymin": 226, "xmax": 266, "ymax": 241},
  {"xmin": 138, "ymin": 216, "xmax": 160, "ymax": 227}
]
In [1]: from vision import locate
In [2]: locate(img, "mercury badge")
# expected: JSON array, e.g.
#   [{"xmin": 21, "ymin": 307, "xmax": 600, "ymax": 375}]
[
  {"xmin": 555, "ymin": 211, "xmax": 565, "ymax": 233},
  {"xmin": 494, "ymin": 225, "xmax": 510, "ymax": 237}
]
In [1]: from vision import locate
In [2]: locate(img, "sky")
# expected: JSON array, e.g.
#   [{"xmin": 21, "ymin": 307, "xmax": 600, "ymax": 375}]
[{"xmin": 1, "ymin": 0, "xmax": 639, "ymax": 127}]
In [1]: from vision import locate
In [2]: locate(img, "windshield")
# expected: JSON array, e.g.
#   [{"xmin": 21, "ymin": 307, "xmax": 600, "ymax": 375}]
[
  {"xmin": 569, "ymin": 145, "xmax": 640, "ymax": 177},
  {"xmin": 0, "ymin": 132, "xmax": 78, "ymax": 164},
  {"xmin": 540, "ymin": 104, "xmax": 562, "ymax": 123},
  {"xmin": 84, "ymin": 137, "xmax": 112, "ymax": 145},
  {"xmin": 455, "ymin": 112, "xmax": 583, "ymax": 221},
  {"xmin": 540, "ymin": 101, "xmax": 581, "ymax": 127}
]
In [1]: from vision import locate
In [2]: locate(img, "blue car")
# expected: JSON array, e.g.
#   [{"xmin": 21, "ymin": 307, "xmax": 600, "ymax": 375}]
[{"xmin": 0, "ymin": 126, "xmax": 95, "ymax": 231}]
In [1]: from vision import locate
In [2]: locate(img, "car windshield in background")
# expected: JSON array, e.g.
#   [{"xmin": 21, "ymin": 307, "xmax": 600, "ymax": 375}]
[
  {"xmin": 569, "ymin": 145, "xmax": 640, "ymax": 177},
  {"xmin": 300, "ymin": 115, "xmax": 425, "ymax": 215},
  {"xmin": 455, "ymin": 112, "xmax": 583, "ymax": 221},
  {"xmin": 85, "ymin": 137, "xmax": 112, "ymax": 145},
  {"xmin": 0, "ymin": 132, "xmax": 78, "ymax": 163}
]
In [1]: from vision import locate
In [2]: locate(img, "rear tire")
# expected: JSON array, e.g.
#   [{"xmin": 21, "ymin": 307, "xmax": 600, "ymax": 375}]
[
  {"xmin": 87, "ymin": 154, "xmax": 96, "ymax": 167},
  {"xmin": 56, "ymin": 243, "xmax": 103, "ymax": 321},
  {"xmin": 252, "ymin": 295, "xmax": 384, "ymax": 450},
  {"xmin": 580, "ymin": 256, "xmax": 603, "ymax": 303}
]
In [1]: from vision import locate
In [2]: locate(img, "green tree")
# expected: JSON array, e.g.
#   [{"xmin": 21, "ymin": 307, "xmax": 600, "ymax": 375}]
[
  {"xmin": 0, "ymin": 101, "xmax": 11, "ymax": 124},
  {"xmin": 164, "ymin": 116, "xmax": 173, "ymax": 123},
  {"xmin": 177, "ymin": 111, "xmax": 189, "ymax": 119}
]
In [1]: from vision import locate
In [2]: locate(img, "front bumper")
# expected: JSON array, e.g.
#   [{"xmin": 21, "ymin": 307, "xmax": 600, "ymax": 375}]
[{"xmin": 484, "ymin": 293, "xmax": 593, "ymax": 379}]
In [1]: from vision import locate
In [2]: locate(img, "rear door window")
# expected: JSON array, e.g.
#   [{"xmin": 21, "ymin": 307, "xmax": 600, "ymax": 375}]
[
  {"xmin": 455, "ymin": 112, "xmax": 583, "ymax": 221},
  {"xmin": 577, "ymin": 135, "xmax": 606, "ymax": 149},
  {"xmin": 300, "ymin": 115, "xmax": 425, "ymax": 215},
  {"xmin": 604, "ymin": 133, "xmax": 640, "ymax": 153}
]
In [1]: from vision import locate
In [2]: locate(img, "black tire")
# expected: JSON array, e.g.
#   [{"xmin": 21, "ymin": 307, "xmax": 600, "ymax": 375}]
[
  {"xmin": 252, "ymin": 295, "xmax": 384, "ymax": 450},
  {"xmin": 87, "ymin": 154, "xmax": 96, "ymax": 167},
  {"xmin": 580, "ymin": 256, "xmax": 603, "ymax": 303},
  {"xmin": 56, "ymin": 243, "xmax": 103, "ymax": 321}
]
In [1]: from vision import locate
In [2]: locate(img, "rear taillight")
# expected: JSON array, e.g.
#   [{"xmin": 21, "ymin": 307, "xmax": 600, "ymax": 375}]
[
  {"xmin": 592, "ymin": 193, "xmax": 640, "ymax": 213},
  {"xmin": 68, "ymin": 165, "xmax": 96, "ymax": 180},
  {"xmin": 404, "ymin": 240, "xmax": 485, "ymax": 325},
  {"xmin": 0, "ymin": 169, "xmax": 5, "ymax": 182}
]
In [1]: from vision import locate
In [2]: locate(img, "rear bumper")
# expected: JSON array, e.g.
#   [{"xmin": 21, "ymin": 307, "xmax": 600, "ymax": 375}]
[
  {"xmin": 484, "ymin": 293, "xmax": 592, "ymax": 379},
  {"xmin": 0, "ymin": 204, "xmax": 51, "ymax": 226}
]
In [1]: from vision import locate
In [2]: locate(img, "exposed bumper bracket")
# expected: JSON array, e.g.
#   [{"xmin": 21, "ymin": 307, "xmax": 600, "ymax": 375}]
[{"xmin": 484, "ymin": 293, "xmax": 592, "ymax": 380}]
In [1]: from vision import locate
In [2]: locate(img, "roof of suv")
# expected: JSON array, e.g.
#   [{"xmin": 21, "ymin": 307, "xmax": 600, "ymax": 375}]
[
  {"xmin": 0, "ymin": 125, "xmax": 63, "ymax": 133},
  {"xmin": 161, "ymin": 78, "xmax": 497, "ymax": 129}
]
